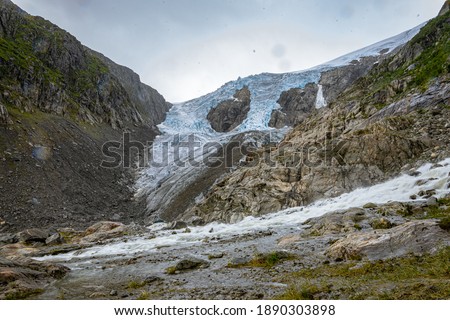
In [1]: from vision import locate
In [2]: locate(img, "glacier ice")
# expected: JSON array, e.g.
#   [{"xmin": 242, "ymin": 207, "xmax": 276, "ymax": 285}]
[{"xmin": 135, "ymin": 22, "xmax": 426, "ymax": 218}]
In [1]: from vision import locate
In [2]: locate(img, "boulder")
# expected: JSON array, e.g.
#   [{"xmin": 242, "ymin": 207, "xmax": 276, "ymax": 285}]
[
  {"xmin": 0, "ymin": 256, "xmax": 69, "ymax": 299},
  {"xmin": 166, "ymin": 257, "xmax": 210, "ymax": 274},
  {"xmin": 165, "ymin": 221, "xmax": 188, "ymax": 230},
  {"xmin": 18, "ymin": 229, "xmax": 50, "ymax": 244},
  {"xmin": 79, "ymin": 221, "xmax": 128, "ymax": 244},
  {"xmin": 326, "ymin": 220, "xmax": 450, "ymax": 261},
  {"xmin": 426, "ymin": 196, "xmax": 438, "ymax": 206},
  {"xmin": 0, "ymin": 233, "xmax": 18, "ymax": 245}
]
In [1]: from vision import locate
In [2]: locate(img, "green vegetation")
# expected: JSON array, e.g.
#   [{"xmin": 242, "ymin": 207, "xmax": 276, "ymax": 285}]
[
  {"xmin": 0, "ymin": 9, "xmax": 111, "ymax": 121},
  {"xmin": 127, "ymin": 280, "xmax": 147, "ymax": 290},
  {"xmin": 136, "ymin": 291, "xmax": 151, "ymax": 300},
  {"xmin": 278, "ymin": 247, "xmax": 450, "ymax": 299},
  {"xmin": 165, "ymin": 266, "xmax": 178, "ymax": 275},
  {"xmin": 370, "ymin": 218, "xmax": 394, "ymax": 229},
  {"xmin": 228, "ymin": 251, "xmax": 293, "ymax": 269},
  {"xmin": 345, "ymin": 9, "xmax": 450, "ymax": 110}
]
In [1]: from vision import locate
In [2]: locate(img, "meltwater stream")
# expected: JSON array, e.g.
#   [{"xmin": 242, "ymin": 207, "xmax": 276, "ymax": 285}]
[{"xmin": 37, "ymin": 158, "xmax": 450, "ymax": 264}]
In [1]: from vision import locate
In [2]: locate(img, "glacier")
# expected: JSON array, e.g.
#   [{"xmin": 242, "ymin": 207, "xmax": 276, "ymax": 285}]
[{"xmin": 135, "ymin": 22, "xmax": 426, "ymax": 220}]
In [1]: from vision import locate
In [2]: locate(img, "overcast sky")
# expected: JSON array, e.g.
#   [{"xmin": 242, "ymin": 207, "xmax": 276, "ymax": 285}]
[{"xmin": 13, "ymin": 0, "xmax": 443, "ymax": 102}]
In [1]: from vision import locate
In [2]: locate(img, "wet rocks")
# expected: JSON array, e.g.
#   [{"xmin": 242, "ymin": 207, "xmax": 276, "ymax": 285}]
[
  {"xmin": 165, "ymin": 221, "xmax": 188, "ymax": 230},
  {"xmin": 79, "ymin": 221, "xmax": 129, "ymax": 244},
  {"xmin": 227, "ymin": 256, "xmax": 251, "ymax": 267},
  {"xmin": 45, "ymin": 233, "xmax": 64, "ymax": 246},
  {"xmin": 326, "ymin": 220, "xmax": 450, "ymax": 261},
  {"xmin": 18, "ymin": 229, "xmax": 49, "ymax": 244},
  {"xmin": 0, "ymin": 256, "xmax": 69, "ymax": 299},
  {"xmin": 0, "ymin": 233, "xmax": 18, "ymax": 246},
  {"xmin": 166, "ymin": 257, "xmax": 210, "ymax": 274},
  {"xmin": 426, "ymin": 196, "xmax": 438, "ymax": 206}
]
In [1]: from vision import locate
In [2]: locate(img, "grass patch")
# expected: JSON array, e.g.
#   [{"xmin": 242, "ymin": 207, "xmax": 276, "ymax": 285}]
[
  {"xmin": 127, "ymin": 280, "xmax": 146, "ymax": 290},
  {"xmin": 165, "ymin": 266, "xmax": 178, "ymax": 275},
  {"xmin": 229, "ymin": 251, "xmax": 293, "ymax": 269},
  {"xmin": 277, "ymin": 247, "xmax": 450, "ymax": 299},
  {"xmin": 136, "ymin": 291, "xmax": 150, "ymax": 300}
]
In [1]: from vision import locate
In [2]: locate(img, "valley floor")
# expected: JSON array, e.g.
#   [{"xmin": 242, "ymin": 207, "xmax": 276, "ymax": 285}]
[{"xmin": 1, "ymin": 158, "xmax": 449, "ymax": 300}]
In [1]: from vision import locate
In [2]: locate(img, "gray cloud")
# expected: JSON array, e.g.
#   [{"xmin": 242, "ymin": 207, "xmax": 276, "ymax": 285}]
[{"xmin": 13, "ymin": 0, "xmax": 444, "ymax": 102}]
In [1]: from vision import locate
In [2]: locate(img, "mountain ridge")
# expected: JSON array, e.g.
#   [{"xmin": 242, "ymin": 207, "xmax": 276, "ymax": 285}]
[{"xmin": 0, "ymin": 0, "xmax": 170, "ymax": 232}]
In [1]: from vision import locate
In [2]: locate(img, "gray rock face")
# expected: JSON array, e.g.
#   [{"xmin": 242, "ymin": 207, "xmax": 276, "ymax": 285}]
[
  {"xmin": 326, "ymin": 220, "xmax": 450, "ymax": 261},
  {"xmin": 319, "ymin": 56, "xmax": 378, "ymax": 104},
  {"xmin": 269, "ymin": 83, "xmax": 318, "ymax": 128},
  {"xmin": 0, "ymin": 103, "xmax": 10, "ymax": 127},
  {"xmin": 207, "ymin": 86, "xmax": 251, "ymax": 132},
  {"xmin": 268, "ymin": 56, "xmax": 378, "ymax": 129},
  {"xmin": 0, "ymin": 0, "xmax": 171, "ymax": 232}
]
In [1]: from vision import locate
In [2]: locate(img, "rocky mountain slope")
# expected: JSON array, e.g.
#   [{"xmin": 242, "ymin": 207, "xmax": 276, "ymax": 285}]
[{"xmin": 0, "ymin": 0, "xmax": 170, "ymax": 232}]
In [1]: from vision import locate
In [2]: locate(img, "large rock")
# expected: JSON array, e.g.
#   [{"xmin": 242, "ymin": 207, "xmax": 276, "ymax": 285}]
[
  {"xmin": 326, "ymin": 220, "xmax": 450, "ymax": 261},
  {"xmin": 0, "ymin": 233, "xmax": 18, "ymax": 245},
  {"xmin": 79, "ymin": 221, "xmax": 129, "ymax": 244},
  {"xmin": 166, "ymin": 257, "xmax": 210, "ymax": 274},
  {"xmin": 207, "ymin": 86, "xmax": 251, "ymax": 132},
  {"xmin": 18, "ymin": 229, "xmax": 50, "ymax": 244},
  {"xmin": 165, "ymin": 221, "xmax": 188, "ymax": 230},
  {"xmin": 0, "ymin": 255, "xmax": 69, "ymax": 299}
]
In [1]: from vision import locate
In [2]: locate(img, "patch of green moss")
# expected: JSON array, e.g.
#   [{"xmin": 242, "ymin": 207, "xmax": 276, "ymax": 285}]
[
  {"xmin": 165, "ymin": 266, "xmax": 178, "ymax": 275},
  {"xmin": 229, "ymin": 251, "xmax": 293, "ymax": 269},
  {"xmin": 127, "ymin": 280, "xmax": 146, "ymax": 290},
  {"xmin": 277, "ymin": 247, "xmax": 450, "ymax": 300},
  {"xmin": 136, "ymin": 291, "xmax": 151, "ymax": 300},
  {"xmin": 0, "ymin": 36, "xmax": 63, "ymax": 85}
]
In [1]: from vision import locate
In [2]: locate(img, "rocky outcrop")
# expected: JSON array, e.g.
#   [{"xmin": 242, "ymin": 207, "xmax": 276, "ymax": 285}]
[
  {"xmin": 0, "ymin": 103, "xmax": 10, "ymax": 127},
  {"xmin": 326, "ymin": 220, "xmax": 450, "ymax": 261},
  {"xmin": 91, "ymin": 51, "xmax": 171, "ymax": 127},
  {"xmin": 268, "ymin": 56, "xmax": 379, "ymax": 129},
  {"xmin": 207, "ymin": 86, "xmax": 251, "ymax": 132},
  {"xmin": 269, "ymin": 83, "xmax": 318, "ymax": 128},
  {"xmin": 0, "ymin": 256, "xmax": 69, "ymax": 299}
]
